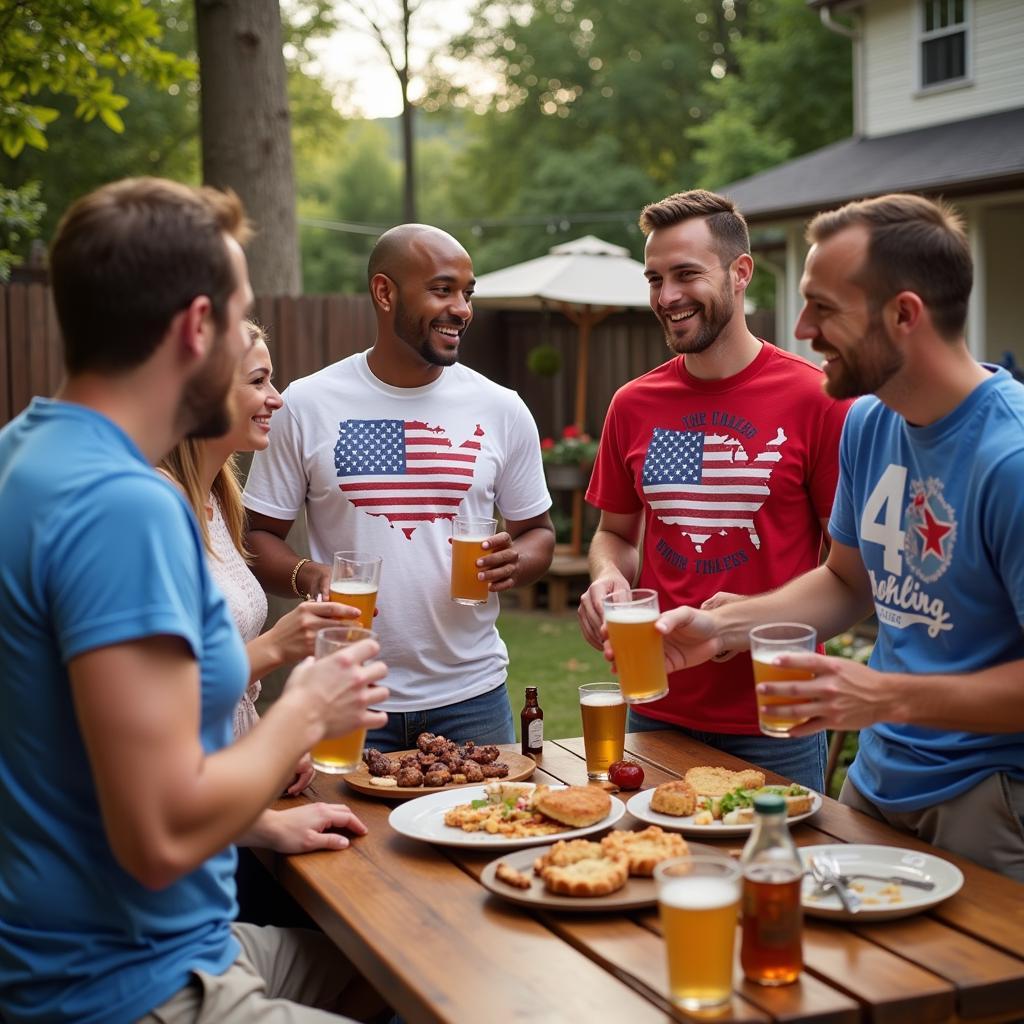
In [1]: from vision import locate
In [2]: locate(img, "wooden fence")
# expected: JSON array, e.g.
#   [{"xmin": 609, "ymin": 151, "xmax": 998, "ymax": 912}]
[{"xmin": 0, "ymin": 283, "xmax": 774, "ymax": 437}]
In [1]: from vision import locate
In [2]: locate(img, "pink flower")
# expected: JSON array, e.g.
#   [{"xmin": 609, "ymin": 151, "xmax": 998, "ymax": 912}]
[
  {"xmin": 562, "ymin": 424, "xmax": 580, "ymax": 439},
  {"xmin": 541, "ymin": 437, "xmax": 555, "ymax": 450}
]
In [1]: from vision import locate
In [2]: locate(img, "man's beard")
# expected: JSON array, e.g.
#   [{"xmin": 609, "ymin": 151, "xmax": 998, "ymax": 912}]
[
  {"xmin": 394, "ymin": 299, "xmax": 461, "ymax": 368},
  {"xmin": 662, "ymin": 282, "xmax": 733, "ymax": 356},
  {"xmin": 820, "ymin": 315, "xmax": 903, "ymax": 400},
  {"xmin": 178, "ymin": 332, "xmax": 235, "ymax": 440}
]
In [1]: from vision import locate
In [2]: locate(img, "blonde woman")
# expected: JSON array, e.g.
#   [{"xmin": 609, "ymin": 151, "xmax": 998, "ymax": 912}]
[{"xmin": 161, "ymin": 321, "xmax": 365, "ymax": 855}]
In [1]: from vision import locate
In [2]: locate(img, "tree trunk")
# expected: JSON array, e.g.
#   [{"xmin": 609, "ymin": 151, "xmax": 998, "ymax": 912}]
[
  {"xmin": 195, "ymin": 0, "xmax": 302, "ymax": 295},
  {"xmin": 400, "ymin": 0, "xmax": 416, "ymax": 222}
]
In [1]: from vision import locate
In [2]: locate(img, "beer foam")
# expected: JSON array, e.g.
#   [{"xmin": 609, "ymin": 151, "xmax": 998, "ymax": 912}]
[
  {"xmin": 604, "ymin": 606, "xmax": 658, "ymax": 624},
  {"xmin": 330, "ymin": 581, "xmax": 377, "ymax": 595},
  {"xmin": 581, "ymin": 691, "xmax": 625, "ymax": 708},
  {"xmin": 453, "ymin": 535, "xmax": 488, "ymax": 543},
  {"xmin": 660, "ymin": 876, "xmax": 737, "ymax": 910}
]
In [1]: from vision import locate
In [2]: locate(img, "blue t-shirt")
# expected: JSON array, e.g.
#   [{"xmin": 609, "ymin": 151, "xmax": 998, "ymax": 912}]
[
  {"xmin": 829, "ymin": 367, "xmax": 1024, "ymax": 813},
  {"xmin": 0, "ymin": 400, "xmax": 248, "ymax": 1023}
]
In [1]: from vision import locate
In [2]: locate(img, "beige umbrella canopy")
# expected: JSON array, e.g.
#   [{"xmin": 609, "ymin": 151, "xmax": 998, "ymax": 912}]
[{"xmin": 473, "ymin": 235, "xmax": 650, "ymax": 430}]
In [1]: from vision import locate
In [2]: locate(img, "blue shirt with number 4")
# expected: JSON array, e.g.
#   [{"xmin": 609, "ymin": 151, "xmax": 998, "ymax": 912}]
[{"xmin": 829, "ymin": 366, "xmax": 1024, "ymax": 813}]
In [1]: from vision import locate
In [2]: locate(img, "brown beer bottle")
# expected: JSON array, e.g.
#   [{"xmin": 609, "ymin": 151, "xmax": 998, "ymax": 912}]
[
  {"xmin": 740, "ymin": 794, "xmax": 803, "ymax": 986},
  {"xmin": 521, "ymin": 686, "xmax": 544, "ymax": 758}
]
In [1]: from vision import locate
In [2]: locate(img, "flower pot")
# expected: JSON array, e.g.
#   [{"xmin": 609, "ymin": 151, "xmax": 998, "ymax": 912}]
[{"xmin": 544, "ymin": 462, "xmax": 592, "ymax": 491}]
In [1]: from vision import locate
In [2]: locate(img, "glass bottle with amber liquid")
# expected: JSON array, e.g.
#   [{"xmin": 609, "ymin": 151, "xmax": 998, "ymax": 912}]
[
  {"xmin": 521, "ymin": 686, "xmax": 543, "ymax": 758},
  {"xmin": 740, "ymin": 793, "xmax": 803, "ymax": 986}
]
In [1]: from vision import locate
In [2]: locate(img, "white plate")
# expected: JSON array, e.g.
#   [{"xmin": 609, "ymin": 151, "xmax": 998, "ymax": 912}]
[
  {"xmin": 800, "ymin": 844, "xmax": 964, "ymax": 921},
  {"xmin": 626, "ymin": 787, "xmax": 822, "ymax": 837},
  {"xmin": 388, "ymin": 784, "xmax": 626, "ymax": 850}
]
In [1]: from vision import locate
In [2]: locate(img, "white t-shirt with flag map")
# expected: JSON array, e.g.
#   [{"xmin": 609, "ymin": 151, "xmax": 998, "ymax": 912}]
[{"xmin": 243, "ymin": 350, "xmax": 551, "ymax": 712}]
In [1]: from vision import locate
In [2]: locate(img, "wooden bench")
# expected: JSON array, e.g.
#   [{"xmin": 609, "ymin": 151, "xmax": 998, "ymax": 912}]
[{"xmin": 518, "ymin": 554, "xmax": 590, "ymax": 613}]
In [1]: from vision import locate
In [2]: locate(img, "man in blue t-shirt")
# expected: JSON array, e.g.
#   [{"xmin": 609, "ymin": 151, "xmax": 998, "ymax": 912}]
[
  {"xmin": 651, "ymin": 192, "xmax": 1024, "ymax": 880},
  {"xmin": 0, "ymin": 179, "xmax": 389, "ymax": 1023}
]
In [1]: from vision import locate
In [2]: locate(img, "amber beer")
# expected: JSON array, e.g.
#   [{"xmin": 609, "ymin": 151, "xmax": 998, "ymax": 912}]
[
  {"xmin": 603, "ymin": 590, "xmax": 669, "ymax": 704},
  {"xmin": 330, "ymin": 552, "xmax": 382, "ymax": 629},
  {"xmin": 311, "ymin": 625, "xmax": 377, "ymax": 774},
  {"xmin": 749, "ymin": 623, "xmax": 817, "ymax": 738},
  {"xmin": 656, "ymin": 856, "xmax": 741, "ymax": 1011},
  {"xmin": 451, "ymin": 516, "xmax": 496, "ymax": 606},
  {"xmin": 740, "ymin": 863, "xmax": 804, "ymax": 985},
  {"xmin": 329, "ymin": 581, "xmax": 377, "ymax": 629},
  {"xmin": 579, "ymin": 682, "xmax": 626, "ymax": 780}
]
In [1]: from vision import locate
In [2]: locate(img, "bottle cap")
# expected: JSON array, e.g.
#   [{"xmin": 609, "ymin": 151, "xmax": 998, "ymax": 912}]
[
  {"xmin": 753, "ymin": 793, "xmax": 786, "ymax": 815},
  {"xmin": 526, "ymin": 686, "xmax": 538, "ymax": 696}
]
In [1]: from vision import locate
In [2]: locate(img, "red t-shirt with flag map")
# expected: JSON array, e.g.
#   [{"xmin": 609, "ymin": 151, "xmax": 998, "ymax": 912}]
[{"xmin": 586, "ymin": 343, "xmax": 850, "ymax": 734}]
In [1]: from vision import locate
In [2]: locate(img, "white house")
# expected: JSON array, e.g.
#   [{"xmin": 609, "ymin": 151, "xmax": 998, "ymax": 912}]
[{"xmin": 723, "ymin": 0, "xmax": 1024, "ymax": 366}]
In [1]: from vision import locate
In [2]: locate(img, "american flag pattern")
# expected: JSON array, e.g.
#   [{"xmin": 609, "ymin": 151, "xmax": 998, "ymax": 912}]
[
  {"xmin": 641, "ymin": 427, "xmax": 787, "ymax": 552},
  {"xmin": 334, "ymin": 418, "xmax": 483, "ymax": 539}
]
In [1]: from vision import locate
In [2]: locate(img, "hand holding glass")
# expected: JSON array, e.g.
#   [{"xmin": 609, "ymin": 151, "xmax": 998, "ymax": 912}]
[
  {"xmin": 310, "ymin": 625, "xmax": 378, "ymax": 774},
  {"xmin": 579, "ymin": 682, "xmax": 626, "ymax": 780},
  {"xmin": 329, "ymin": 551, "xmax": 381, "ymax": 628},
  {"xmin": 451, "ymin": 516, "xmax": 496, "ymax": 605},
  {"xmin": 602, "ymin": 589, "xmax": 669, "ymax": 703},
  {"xmin": 656, "ymin": 855, "xmax": 741, "ymax": 1012},
  {"xmin": 749, "ymin": 622, "xmax": 816, "ymax": 737}
]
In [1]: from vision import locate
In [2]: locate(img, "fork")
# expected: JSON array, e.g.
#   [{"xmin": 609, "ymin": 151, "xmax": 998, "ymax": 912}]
[
  {"xmin": 809, "ymin": 855, "xmax": 861, "ymax": 914},
  {"xmin": 837, "ymin": 871, "xmax": 936, "ymax": 891}
]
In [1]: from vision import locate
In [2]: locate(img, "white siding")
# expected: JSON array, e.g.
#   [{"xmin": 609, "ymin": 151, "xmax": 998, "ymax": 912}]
[{"xmin": 862, "ymin": 0, "xmax": 1024, "ymax": 138}]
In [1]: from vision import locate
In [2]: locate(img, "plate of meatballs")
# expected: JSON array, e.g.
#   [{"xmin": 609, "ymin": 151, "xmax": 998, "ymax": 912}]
[{"xmin": 342, "ymin": 731, "xmax": 537, "ymax": 800}]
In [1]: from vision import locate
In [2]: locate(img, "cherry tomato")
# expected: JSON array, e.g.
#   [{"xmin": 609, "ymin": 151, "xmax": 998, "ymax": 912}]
[{"xmin": 608, "ymin": 760, "xmax": 645, "ymax": 790}]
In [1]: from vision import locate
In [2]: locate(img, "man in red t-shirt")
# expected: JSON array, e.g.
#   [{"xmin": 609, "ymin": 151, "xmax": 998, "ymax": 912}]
[{"xmin": 578, "ymin": 189, "xmax": 850, "ymax": 790}]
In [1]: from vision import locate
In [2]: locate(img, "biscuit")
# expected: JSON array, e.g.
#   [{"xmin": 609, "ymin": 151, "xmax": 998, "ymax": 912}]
[
  {"xmin": 494, "ymin": 861, "xmax": 533, "ymax": 890},
  {"xmin": 369, "ymin": 776, "xmax": 399, "ymax": 788},
  {"xmin": 601, "ymin": 826, "xmax": 688, "ymax": 877},
  {"xmin": 539, "ymin": 840, "xmax": 629, "ymax": 897},
  {"xmin": 534, "ymin": 785, "xmax": 611, "ymax": 828},
  {"xmin": 684, "ymin": 766, "xmax": 765, "ymax": 798},
  {"xmin": 650, "ymin": 780, "xmax": 697, "ymax": 817}
]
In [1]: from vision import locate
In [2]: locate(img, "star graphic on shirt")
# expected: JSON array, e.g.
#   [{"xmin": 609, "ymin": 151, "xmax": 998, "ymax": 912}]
[{"xmin": 914, "ymin": 504, "xmax": 952, "ymax": 559}]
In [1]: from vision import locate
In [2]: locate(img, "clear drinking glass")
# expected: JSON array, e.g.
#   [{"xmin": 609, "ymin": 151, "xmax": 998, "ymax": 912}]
[
  {"xmin": 328, "ymin": 551, "xmax": 382, "ymax": 629},
  {"xmin": 310, "ymin": 625, "xmax": 377, "ymax": 774},
  {"xmin": 749, "ymin": 622, "xmax": 817, "ymax": 738},
  {"xmin": 602, "ymin": 588, "xmax": 669, "ymax": 703},
  {"xmin": 579, "ymin": 682, "xmax": 626, "ymax": 780},
  {"xmin": 450, "ymin": 516, "xmax": 497, "ymax": 605}
]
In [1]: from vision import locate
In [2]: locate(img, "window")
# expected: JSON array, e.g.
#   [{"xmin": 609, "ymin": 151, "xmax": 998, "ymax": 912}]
[{"xmin": 920, "ymin": 0, "xmax": 969, "ymax": 88}]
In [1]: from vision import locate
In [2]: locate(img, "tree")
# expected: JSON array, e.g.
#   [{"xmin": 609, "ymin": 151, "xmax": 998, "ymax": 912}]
[
  {"xmin": 195, "ymin": 0, "xmax": 302, "ymax": 294},
  {"xmin": 0, "ymin": 1, "xmax": 194, "ymax": 158}
]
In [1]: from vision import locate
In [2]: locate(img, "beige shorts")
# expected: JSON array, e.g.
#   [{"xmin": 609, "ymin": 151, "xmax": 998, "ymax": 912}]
[
  {"xmin": 840, "ymin": 771, "xmax": 1024, "ymax": 882},
  {"xmin": 138, "ymin": 923, "xmax": 356, "ymax": 1023}
]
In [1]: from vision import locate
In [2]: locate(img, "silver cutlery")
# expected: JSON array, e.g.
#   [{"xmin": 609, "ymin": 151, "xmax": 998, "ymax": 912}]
[
  {"xmin": 837, "ymin": 871, "xmax": 935, "ymax": 891},
  {"xmin": 809, "ymin": 855, "xmax": 861, "ymax": 914}
]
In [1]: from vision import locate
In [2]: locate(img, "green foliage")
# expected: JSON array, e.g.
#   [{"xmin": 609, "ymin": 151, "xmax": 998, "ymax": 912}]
[
  {"xmin": 0, "ymin": 1, "xmax": 195, "ymax": 158},
  {"xmin": 0, "ymin": 181, "xmax": 45, "ymax": 281},
  {"xmin": 526, "ymin": 343, "xmax": 562, "ymax": 377}
]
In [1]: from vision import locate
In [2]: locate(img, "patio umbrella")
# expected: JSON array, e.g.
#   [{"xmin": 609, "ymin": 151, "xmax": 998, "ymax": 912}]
[
  {"xmin": 474, "ymin": 236, "xmax": 651, "ymax": 554},
  {"xmin": 473, "ymin": 235, "xmax": 650, "ymax": 430}
]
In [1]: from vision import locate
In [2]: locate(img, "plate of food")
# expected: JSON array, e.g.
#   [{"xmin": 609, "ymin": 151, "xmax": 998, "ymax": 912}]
[
  {"xmin": 800, "ymin": 844, "xmax": 964, "ymax": 921},
  {"xmin": 388, "ymin": 781, "xmax": 626, "ymax": 849},
  {"xmin": 627, "ymin": 765, "xmax": 821, "ymax": 837},
  {"xmin": 341, "ymin": 732, "xmax": 536, "ymax": 799},
  {"xmin": 480, "ymin": 832, "xmax": 725, "ymax": 912}
]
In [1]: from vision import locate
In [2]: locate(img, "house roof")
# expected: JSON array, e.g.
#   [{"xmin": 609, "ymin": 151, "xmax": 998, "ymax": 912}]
[{"xmin": 721, "ymin": 106, "xmax": 1024, "ymax": 224}]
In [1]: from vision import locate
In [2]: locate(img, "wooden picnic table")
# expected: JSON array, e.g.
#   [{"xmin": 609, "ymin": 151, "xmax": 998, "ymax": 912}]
[{"xmin": 264, "ymin": 731, "xmax": 1024, "ymax": 1023}]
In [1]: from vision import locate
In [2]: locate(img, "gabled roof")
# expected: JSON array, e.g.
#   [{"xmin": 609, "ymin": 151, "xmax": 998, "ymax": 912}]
[{"xmin": 722, "ymin": 106, "xmax": 1024, "ymax": 223}]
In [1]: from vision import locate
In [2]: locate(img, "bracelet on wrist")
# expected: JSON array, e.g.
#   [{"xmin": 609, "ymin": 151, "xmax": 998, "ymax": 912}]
[{"xmin": 290, "ymin": 557, "xmax": 311, "ymax": 598}]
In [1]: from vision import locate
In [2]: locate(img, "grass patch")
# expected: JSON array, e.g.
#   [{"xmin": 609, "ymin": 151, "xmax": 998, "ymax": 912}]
[{"xmin": 498, "ymin": 609, "xmax": 611, "ymax": 742}]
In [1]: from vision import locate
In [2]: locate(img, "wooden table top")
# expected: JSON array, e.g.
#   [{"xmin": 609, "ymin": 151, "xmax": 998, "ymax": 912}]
[{"xmin": 266, "ymin": 731, "xmax": 1024, "ymax": 1024}]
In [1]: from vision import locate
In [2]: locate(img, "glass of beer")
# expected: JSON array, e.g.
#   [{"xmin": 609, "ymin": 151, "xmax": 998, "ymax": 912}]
[
  {"xmin": 450, "ymin": 516, "xmax": 496, "ymax": 606},
  {"xmin": 579, "ymin": 682, "xmax": 627, "ymax": 780},
  {"xmin": 602, "ymin": 589, "xmax": 669, "ymax": 704},
  {"xmin": 655, "ymin": 855, "xmax": 741, "ymax": 1012},
  {"xmin": 310, "ymin": 625, "xmax": 377, "ymax": 774},
  {"xmin": 749, "ymin": 622, "xmax": 817, "ymax": 737},
  {"xmin": 329, "ymin": 552, "xmax": 382, "ymax": 628}
]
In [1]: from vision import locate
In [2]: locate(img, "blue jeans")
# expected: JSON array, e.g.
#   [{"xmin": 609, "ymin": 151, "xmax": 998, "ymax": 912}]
[
  {"xmin": 365, "ymin": 684, "xmax": 516, "ymax": 752},
  {"xmin": 627, "ymin": 709, "xmax": 827, "ymax": 792}
]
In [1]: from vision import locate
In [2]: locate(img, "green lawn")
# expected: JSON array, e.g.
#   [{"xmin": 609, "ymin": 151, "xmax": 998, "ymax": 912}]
[{"xmin": 497, "ymin": 608, "xmax": 611, "ymax": 742}]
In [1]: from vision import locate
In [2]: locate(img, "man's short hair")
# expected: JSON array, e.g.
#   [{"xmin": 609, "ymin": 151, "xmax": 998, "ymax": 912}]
[
  {"xmin": 806, "ymin": 193, "xmax": 972, "ymax": 339},
  {"xmin": 49, "ymin": 177, "xmax": 250, "ymax": 376},
  {"xmin": 638, "ymin": 189, "xmax": 750, "ymax": 266}
]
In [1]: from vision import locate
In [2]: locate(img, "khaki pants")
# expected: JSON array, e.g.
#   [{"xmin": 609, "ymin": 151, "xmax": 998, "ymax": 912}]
[
  {"xmin": 139, "ymin": 924, "xmax": 356, "ymax": 1023},
  {"xmin": 840, "ymin": 771, "xmax": 1024, "ymax": 882}
]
